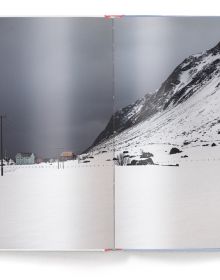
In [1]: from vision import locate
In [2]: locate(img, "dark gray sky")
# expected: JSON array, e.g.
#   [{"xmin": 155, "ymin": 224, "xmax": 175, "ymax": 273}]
[
  {"xmin": 115, "ymin": 17, "xmax": 220, "ymax": 109},
  {"xmin": 0, "ymin": 18, "xmax": 113, "ymax": 158},
  {"xmin": 1, "ymin": 17, "xmax": 220, "ymax": 158}
]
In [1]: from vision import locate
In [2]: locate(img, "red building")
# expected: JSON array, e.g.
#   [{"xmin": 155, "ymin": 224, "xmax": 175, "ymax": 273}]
[{"xmin": 60, "ymin": 151, "xmax": 77, "ymax": 161}]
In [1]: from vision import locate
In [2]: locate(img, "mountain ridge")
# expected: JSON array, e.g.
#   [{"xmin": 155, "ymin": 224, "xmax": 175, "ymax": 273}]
[{"xmin": 88, "ymin": 40, "xmax": 220, "ymax": 155}]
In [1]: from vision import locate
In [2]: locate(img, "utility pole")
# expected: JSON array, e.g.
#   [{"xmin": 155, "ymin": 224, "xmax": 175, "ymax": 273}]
[
  {"xmin": 0, "ymin": 115, "xmax": 6, "ymax": 176},
  {"xmin": 56, "ymin": 148, "xmax": 64, "ymax": 170}
]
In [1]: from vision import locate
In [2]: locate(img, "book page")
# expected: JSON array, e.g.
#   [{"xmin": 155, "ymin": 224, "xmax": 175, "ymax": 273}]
[
  {"xmin": 0, "ymin": 18, "xmax": 114, "ymax": 250},
  {"xmin": 111, "ymin": 16, "xmax": 220, "ymax": 249}
]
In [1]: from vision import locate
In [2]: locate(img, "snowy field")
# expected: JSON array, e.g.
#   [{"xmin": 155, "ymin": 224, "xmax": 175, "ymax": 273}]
[
  {"xmin": 115, "ymin": 162, "xmax": 220, "ymax": 249},
  {"xmin": 118, "ymin": 144, "xmax": 220, "ymax": 166},
  {"xmin": 0, "ymin": 162, "xmax": 114, "ymax": 250}
]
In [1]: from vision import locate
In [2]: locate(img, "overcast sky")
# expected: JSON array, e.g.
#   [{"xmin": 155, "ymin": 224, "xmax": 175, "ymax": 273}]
[
  {"xmin": 0, "ymin": 18, "xmax": 113, "ymax": 158},
  {"xmin": 1, "ymin": 17, "xmax": 220, "ymax": 158},
  {"xmin": 114, "ymin": 16, "xmax": 220, "ymax": 108}
]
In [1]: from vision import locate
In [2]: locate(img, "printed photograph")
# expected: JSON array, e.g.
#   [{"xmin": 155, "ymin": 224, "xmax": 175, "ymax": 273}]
[
  {"xmin": 89, "ymin": 17, "xmax": 220, "ymax": 168},
  {"xmin": 111, "ymin": 17, "xmax": 220, "ymax": 249},
  {"xmin": 0, "ymin": 18, "xmax": 114, "ymax": 249}
]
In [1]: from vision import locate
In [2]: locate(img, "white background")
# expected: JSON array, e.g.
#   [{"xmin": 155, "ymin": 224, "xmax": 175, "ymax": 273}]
[{"xmin": 1, "ymin": 0, "xmax": 220, "ymax": 279}]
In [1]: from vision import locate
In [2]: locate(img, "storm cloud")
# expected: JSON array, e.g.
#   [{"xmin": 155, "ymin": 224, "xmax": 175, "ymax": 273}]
[
  {"xmin": 114, "ymin": 16, "xmax": 220, "ymax": 109},
  {"xmin": 0, "ymin": 18, "xmax": 113, "ymax": 158},
  {"xmin": 2, "ymin": 17, "xmax": 220, "ymax": 159}
]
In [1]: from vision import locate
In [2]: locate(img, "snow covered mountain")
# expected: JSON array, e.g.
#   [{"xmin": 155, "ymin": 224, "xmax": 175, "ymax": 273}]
[{"xmin": 88, "ymin": 41, "xmax": 220, "ymax": 165}]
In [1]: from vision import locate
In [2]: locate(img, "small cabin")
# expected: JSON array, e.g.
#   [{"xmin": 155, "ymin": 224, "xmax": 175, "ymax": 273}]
[{"xmin": 60, "ymin": 151, "xmax": 76, "ymax": 161}]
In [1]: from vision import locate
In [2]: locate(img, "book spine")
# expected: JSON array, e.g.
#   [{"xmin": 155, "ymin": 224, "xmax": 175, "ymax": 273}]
[{"xmin": 104, "ymin": 248, "xmax": 122, "ymax": 252}]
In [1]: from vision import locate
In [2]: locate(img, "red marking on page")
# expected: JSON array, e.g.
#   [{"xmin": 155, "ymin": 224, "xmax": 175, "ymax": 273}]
[
  {"xmin": 104, "ymin": 248, "xmax": 112, "ymax": 252},
  {"xmin": 104, "ymin": 15, "xmax": 123, "ymax": 19}
]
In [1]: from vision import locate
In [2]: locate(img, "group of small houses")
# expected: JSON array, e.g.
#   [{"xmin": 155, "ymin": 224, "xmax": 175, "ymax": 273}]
[
  {"xmin": 1, "ymin": 158, "xmax": 15, "ymax": 166},
  {"xmin": 14, "ymin": 151, "xmax": 77, "ymax": 165}
]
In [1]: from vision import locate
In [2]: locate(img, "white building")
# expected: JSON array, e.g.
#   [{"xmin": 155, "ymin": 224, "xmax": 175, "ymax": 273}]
[{"xmin": 15, "ymin": 153, "xmax": 35, "ymax": 165}]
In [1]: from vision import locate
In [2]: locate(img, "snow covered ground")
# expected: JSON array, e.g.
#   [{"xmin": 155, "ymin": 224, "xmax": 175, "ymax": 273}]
[
  {"xmin": 90, "ymin": 72, "xmax": 220, "ymax": 166},
  {"xmin": 115, "ymin": 162, "xmax": 220, "ymax": 249},
  {"xmin": 89, "ymin": 41, "xmax": 220, "ymax": 167},
  {"xmin": 0, "ymin": 162, "xmax": 114, "ymax": 250}
]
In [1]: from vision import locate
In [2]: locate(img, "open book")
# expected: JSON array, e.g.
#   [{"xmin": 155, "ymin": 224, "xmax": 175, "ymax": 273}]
[{"xmin": 0, "ymin": 16, "xmax": 220, "ymax": 250}]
